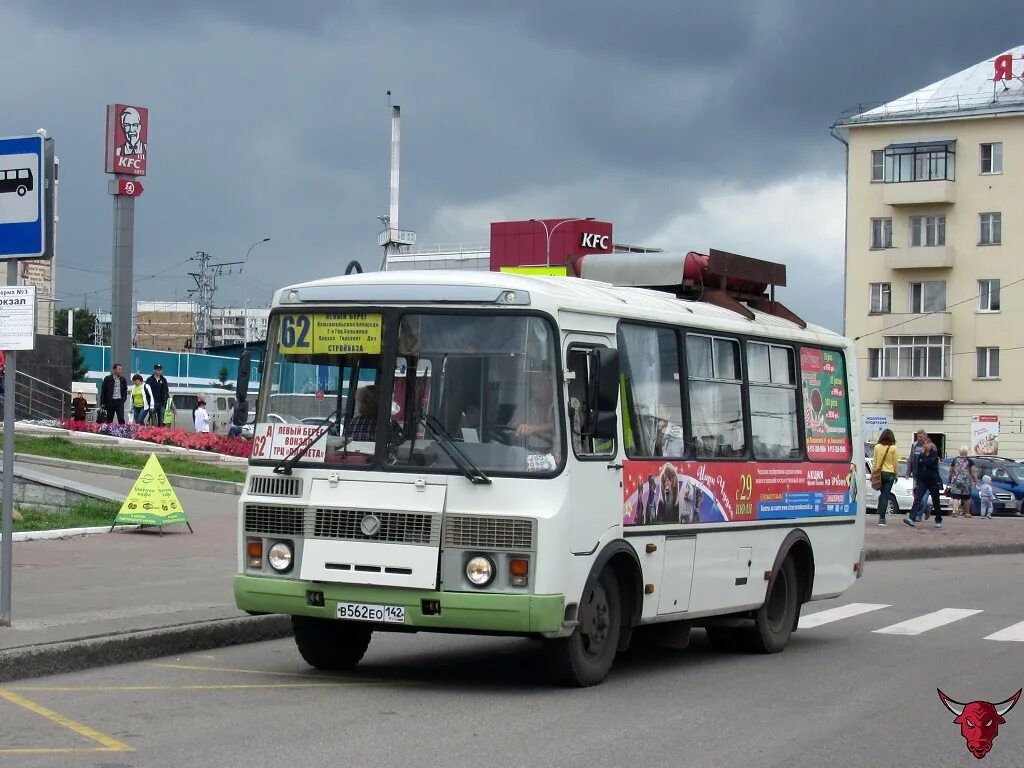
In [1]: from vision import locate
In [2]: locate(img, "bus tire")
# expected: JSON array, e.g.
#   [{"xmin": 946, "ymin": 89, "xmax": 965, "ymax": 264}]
[
  {"xmin": 292, "ymin": 616, "xmax": 372, "ymax": 670},
  {"xmin": 543, "ymin": 569, "xmax": 621, "ymax": 686},
  {"xmin": 740, "ymin": 556, "xmax": 798, "ymax": 654}
]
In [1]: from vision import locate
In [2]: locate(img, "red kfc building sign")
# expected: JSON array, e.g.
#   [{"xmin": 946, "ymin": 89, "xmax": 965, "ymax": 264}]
[
  {"xmin": 994, "ymin": 53, "xmax": 1024, "ymax": 83},
  {"xmin": 105, "ymin": 104, "xmax": 149, "ymax": 176}
]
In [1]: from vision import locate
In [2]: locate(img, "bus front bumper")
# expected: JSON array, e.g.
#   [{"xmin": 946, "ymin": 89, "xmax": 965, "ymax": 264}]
[{"xmin": 234, "ymin": 575, "xmax": 566, "ymax": 635}]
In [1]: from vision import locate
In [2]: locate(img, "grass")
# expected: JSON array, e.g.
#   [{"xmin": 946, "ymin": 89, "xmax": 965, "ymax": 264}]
[
  {"xmin": 13, "ymin": 435, "xmax": 246, "ymax": 484},
  {"xmin": 14, "ymin": 499, "xmax": 120, "ymax": 532}
]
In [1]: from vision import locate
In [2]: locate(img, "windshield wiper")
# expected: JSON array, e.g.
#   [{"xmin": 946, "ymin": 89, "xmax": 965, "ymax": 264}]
[
  {"xmin": 420, "ymin": 413, "xmax": 491, "ymax": 485},
  {"xmin": 272, "ymin": 411, "xmax": 340, "ymax": 476}
]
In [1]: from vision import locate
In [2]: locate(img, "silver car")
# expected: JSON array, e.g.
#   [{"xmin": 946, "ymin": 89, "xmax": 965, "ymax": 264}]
[{"xmin": 864, "ymin": 458, "xmax": 952, "ymax": 516}]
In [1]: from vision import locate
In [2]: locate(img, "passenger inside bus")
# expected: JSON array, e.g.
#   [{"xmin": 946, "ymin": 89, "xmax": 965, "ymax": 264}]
[{"xmin": 346, "ymin": 385, "xmax": 379, "ymax": 441}]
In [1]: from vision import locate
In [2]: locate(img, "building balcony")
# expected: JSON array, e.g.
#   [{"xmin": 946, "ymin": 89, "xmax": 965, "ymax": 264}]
[
  {"xmin": 884, "ymin": 245, "xmax": 954, "ymax": 269},
  {"xmin": 882, "ymin": 180, "xmax": 956, "ymax": 206},
  {"xmin": 863, "ymin": 311, "xmax": 951, "ymax": 336},
  {"xmin": 877, "ymin": 378, "xmax": 952, "ymax": 402}
]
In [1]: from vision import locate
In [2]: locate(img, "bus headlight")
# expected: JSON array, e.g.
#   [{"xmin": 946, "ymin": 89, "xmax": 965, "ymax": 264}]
[
  {"xmin": 268, "ymin": 541, "xmax": 294, "ymax": 573},
  {"xmin": 466, "ymin": 555, "xmax": 495, "ymax": 587}
]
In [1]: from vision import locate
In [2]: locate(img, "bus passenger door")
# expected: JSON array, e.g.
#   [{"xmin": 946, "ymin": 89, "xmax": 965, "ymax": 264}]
[{"xmin": 564, "ymin": 340, "xmax": 620, "ymax": 554}]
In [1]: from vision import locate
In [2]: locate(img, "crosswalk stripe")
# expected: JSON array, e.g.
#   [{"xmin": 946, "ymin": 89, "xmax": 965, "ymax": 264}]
[
  {"xmin": 798, "ymin": 602, "xmax": 891, "ymax": 629},
  {"xmin": 873, "ymin": 608, "xmax": 983, "ymax": 636},
  {"xmin": 984, "ymin": 620, "xmax": 1024, "ymax": 642}
]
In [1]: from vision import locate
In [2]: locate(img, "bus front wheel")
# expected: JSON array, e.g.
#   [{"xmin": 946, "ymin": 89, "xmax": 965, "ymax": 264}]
[
  {"xmin": 292, "ymin": 615, "xmax": 372, "ymax": 671},
  {"xmin": 544, "ymin": 569, "xmax": 621, "ymax": 687}
]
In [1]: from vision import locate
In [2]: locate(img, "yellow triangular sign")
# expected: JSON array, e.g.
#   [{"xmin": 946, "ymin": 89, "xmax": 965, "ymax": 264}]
[{"xmin": 114, "ymin": 454, "xmax": 191, "ymax": 531}]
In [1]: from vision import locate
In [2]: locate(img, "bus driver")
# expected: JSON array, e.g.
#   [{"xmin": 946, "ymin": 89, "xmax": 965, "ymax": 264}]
[{"xmin": 513, "ymin": 370, "xmax": 556, "ymax": 454}]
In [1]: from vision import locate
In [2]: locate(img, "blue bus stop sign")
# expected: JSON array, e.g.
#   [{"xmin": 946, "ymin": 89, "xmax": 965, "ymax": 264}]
[{"xmin": 0, "ymin": 135, "xmax": 45, "ymax": 259}]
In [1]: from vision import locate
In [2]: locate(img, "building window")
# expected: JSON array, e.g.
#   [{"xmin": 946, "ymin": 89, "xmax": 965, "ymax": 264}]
[
  {"xmin": 870, "ymin": 218, "xmax": 892, "ymax": 249},
  {"xmin": 980, "ymin": 212, "xmax": 1002, "ymax": 245},
  {"xmin": 977, "ymin": 347, "xmax": 1000, "ymax": 379},
  {"xmin": 910, "ymin": 215, "xmax": 945, "ymax": 247},
  {"xmin": 981, "ymin": 143, "xmax": 1002, "ymax": 174},
  {"xmin": 869, "ymin": 282, "xmax": 891, "ymax": 314},
  {"xmin": 979, "ymin": 279, "xmax": 1001, "ymax": 312},
  {"xmin": 884, "ymin": 142, "xmax": 955, "ymax": 182},
  {"xmin": 746, "ymin": 342, "xmax": 798, "ymax": 460},
  {"xmin": 869, "ymin": 336, "xmax": 951, "ymax": 379},
  {"xmin": 909, "ymin": 281, "xmax": 946, "ymax": 313},
  {"xmin": 871, "ymin": 150, "xmax": 884, "ymax": 182},
  {"xmin": 686, "ymin": 334, "xmax": 746, "ymax": 458}
]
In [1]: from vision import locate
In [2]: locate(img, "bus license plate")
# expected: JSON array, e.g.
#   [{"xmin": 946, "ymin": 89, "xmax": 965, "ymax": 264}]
[{"xmin": 336, "ymin": 602, "xmax": 405, "ymax": 624}]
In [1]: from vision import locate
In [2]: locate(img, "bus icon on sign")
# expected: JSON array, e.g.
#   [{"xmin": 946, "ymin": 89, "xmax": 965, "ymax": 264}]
[{"xmin": 0, "ymin": 169, "xmax": 33, "ymax": 197}]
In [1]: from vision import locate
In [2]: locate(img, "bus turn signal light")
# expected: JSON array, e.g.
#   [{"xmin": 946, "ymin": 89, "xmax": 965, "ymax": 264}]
[
  {"xmin": 247, "ymin": 540, "xmax": 263, "ymax": 569},
  {"xmin": 509, "ymin": 558, "xmax": 529, "ymax": 586}
]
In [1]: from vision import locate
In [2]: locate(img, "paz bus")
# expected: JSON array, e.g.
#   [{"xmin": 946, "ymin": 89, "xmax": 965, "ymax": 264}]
[{"xmin": 233, "ymin": 249, "xmax": 865, "ymax": 686}]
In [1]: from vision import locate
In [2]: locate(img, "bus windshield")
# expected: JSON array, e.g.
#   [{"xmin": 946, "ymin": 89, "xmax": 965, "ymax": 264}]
[{"xmin": 255, "ymin": 310, "xmax": 564, "ymax": 475}]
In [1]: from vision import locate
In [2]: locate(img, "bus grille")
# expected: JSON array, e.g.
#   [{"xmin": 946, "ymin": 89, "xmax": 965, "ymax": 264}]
[
  {"xmin": 443, "ymin": 515, "xmax": 535, "ymax": 551},
  {"xmin": 244, "ymin": 505, "xmax": 305, "ymax": 536},
  {"xmin": 248, "ymin": 476, "xmax": 303, "ymax": 498},
  {"xmin": 314, "ymin": 509, "xmax": 439, "ymax": 546}
]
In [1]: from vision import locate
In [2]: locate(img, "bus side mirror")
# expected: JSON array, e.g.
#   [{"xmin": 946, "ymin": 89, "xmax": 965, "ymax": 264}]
[
  {"xmin": 233, "ymin": 350, "xmax": 251, "ymax": 427},
  {"xmin": 586, "ymin": 347, "xmax": 619, "ymax": 441}
]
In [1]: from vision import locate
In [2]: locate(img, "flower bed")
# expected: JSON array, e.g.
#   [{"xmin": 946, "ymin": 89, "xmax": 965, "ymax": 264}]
[{"xmin": 59, "ymin": 421, "xmax": 251, "ymax": 458}]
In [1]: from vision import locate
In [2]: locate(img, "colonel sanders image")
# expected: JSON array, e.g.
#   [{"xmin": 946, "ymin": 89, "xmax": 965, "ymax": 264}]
[{"xmin": 116, "ymin": 107, "xmax": 146, "ymax": 158}]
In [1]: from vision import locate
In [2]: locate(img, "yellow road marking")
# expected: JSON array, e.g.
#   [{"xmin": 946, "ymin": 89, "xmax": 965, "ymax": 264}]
[
  {"xmin": 9, "ymin": 682, "xmax": 394, "ymax": 692},
  {"xmin": 0, "ymin": 688, "xmax": 132, "ymax": 753},
  {"xmin": 0, "ymin": 747, "xmax": 126, "ymax": 755},
  {"xmin": 143, "ymin": 661, "xmax": 383, "ymax": 682}
]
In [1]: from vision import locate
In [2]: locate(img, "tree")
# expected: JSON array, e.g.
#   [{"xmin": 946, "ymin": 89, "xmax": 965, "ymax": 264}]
[
  {"xmin": 55, "ymin": 308, "xmax": 99, "ymax": 344},
  {"xmin": 71, "ymin": 343, "xmax": 89, "ymax": 382},
  {"xmin": 218, "ymin": 365, "xmax": 230, "ymax": 386}
]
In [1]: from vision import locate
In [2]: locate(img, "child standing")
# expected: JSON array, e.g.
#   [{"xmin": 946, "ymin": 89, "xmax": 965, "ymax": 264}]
[{"xmin": 978, "ymin": 475, "xmax": 995, "ymax": 519}]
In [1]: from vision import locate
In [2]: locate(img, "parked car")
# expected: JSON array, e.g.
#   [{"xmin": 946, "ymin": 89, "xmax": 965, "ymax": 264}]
[
  {"xmin": 864, "ymin": 458, "xmax": 952, "ymax": 517},
  {"xmin": 240, "ymin": 412, "xmax": 301, "ymax": 440},
  {"xmin": 939, "ymin": 456, "xmax": 1022, "ymax": 516}
]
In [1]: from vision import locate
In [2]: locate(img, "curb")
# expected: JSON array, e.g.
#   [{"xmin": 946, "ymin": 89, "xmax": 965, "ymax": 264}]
[
  {"xmin": 2, "ymin": 524, "xmax": 140, "ymax": 542},
  {"xmin": 0, "ymin": 615, "xmax": 293, "ymax": 684},
  {"xmin": 14, "ymin": 453, "xmax": 243, "ymax": 496},
  {"xmin": 865, "ymin": 541, "xmax": 1024, "ymax": 561}
]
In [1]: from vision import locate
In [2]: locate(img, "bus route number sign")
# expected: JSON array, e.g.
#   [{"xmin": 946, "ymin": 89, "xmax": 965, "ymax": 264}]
[{"xmin": 278, "ymin": 312, "xmax": 382, "ymax": 356}]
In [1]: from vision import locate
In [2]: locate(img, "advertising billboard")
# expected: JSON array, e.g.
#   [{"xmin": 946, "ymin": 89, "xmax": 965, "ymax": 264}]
[{"xmin": 105, "ymin": 104, "xmax": 149, "ymax": 176}]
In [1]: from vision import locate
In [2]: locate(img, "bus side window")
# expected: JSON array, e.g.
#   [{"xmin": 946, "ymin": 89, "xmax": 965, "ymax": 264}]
[
  {"xmin": 566, "ymin": 347, "xmax": 615, "ymax": 458},
  {"xmin": 617, "ymin": 323, "xmax": 684, "ymax": 458},
  {"xmin": 686, "ymin": 334, "xmax": 747, "ymax": 458}
]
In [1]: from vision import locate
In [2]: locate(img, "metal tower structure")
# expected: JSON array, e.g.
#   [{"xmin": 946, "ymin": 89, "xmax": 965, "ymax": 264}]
[
  {"xmin": 378, "ymin": 97, "xmax": 416, "ymax": 271},
  {"xmin": 188, "ymin": 250, "xmax": 242, "ymax": 353}
]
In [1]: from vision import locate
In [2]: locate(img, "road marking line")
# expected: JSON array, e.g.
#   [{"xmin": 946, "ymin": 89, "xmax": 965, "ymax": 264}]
[
  {"xmin": 8, "ymin": 682, "xmax": 396, "ymax": 692},
  {"xmin": 0, "ymin": 688, "xmax": 133, "ymax": 753},
  {"xmin": 143, "ymin": 661, "xmax": 384, "ymax": 682},
  {"xmin": 0, "ymin": 747, "xmax": 122, "ymax": 755},
  {"xmin": 984, "ymin": 620, "xmax": 1024, "ymax": 642},
  {"xmin": 798, "ymin": 602, "xmax": 891, "ymax": 629},
  {"xmin": 873, "ymin": 608, "xmax": 983, "ymax": 636}
]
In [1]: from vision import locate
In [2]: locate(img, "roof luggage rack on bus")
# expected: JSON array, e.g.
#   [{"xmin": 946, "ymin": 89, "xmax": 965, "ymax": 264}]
[{"xmin": 565, "ymin": 247, "xmax": 806, "ymax": 328}]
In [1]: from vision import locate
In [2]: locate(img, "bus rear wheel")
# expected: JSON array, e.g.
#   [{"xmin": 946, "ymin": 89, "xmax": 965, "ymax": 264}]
[
  {"xmin": 544, "ymin": 569, "xmax": 621, "ymax": 687},
  {"xmin": 741, "ymin": 557, "xmax": 799, "ymax": 653},
  {"xmin": 292, "ymin": 616, "xmax": 372, "ymax": 671}
]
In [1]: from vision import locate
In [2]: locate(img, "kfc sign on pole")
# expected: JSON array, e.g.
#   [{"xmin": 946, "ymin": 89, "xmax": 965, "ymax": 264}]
[{"xmin": 104, "ymin": 104, "xmax": 148, "ymax": 176}]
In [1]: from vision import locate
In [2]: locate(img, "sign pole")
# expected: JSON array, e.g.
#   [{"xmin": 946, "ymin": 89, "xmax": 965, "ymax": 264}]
[
  {"xmin": 1, "ymin": 259, "xmax": 17, "ymax": 626},
  {"xmin": 110, "ymin": 177, "xmax": 135, "ymax": 373}
]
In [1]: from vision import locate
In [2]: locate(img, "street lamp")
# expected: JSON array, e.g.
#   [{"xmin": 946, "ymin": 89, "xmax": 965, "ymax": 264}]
[
  {"xmin": 529, "ymin": 217, "xmax": 595, "ymax": 267},
  {"xmin": 242, "ymin": 238, "xmax": 270, "ymax": 347}
]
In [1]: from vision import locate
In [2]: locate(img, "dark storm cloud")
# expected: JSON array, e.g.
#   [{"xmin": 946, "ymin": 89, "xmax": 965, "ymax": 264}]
[{"xmin": 2, "ymin": 0, "xmax": 1020, "ymax": 330}]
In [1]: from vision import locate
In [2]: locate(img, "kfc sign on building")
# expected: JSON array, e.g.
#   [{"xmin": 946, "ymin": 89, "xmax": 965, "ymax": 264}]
[
  {"xmin": 994, "ymin": 53, "xmax": 1024, "ymax": 82},
  {"xmin": 104, "ymin": 104, "xmax": 149, "ymax": 176}
]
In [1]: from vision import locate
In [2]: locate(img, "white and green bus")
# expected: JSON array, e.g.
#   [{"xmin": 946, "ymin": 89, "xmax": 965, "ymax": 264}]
[{"xmin": 234, "ymin": 261, "xmax": 865, "ymax": 686}]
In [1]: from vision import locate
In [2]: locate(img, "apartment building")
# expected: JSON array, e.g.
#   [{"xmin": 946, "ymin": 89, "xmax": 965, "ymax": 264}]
[
  {"xmin": 209, "ymin": 306, "xmax": 270, "ymax": 346},
  {"xmin": 837, "ymin": 46, "xmax": 1024, "ymax": 456}
]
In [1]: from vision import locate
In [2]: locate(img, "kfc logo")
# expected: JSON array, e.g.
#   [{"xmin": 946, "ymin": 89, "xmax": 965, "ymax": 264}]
[
  {"xmin": 938, "ymin": 688, "xmax": 1021, "ymax": 760},
  {"xmin": 105, "ymin": 103, "xmax": 149, "ymax": 176}
]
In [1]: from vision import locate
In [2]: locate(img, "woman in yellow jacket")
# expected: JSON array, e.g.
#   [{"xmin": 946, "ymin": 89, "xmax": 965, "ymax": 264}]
[{"xmin": 873, "ymin": 428, "xmax": 899, "ymax": 526}]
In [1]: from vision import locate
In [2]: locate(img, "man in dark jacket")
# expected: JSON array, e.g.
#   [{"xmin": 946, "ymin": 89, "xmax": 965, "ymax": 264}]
[
  {"xmin": 145, "ymin": 363, "xmax": 170, "ymax": 426},
  {"xmin": 100, "ymin": 363, "xmax": 128, "ymax": 424}
]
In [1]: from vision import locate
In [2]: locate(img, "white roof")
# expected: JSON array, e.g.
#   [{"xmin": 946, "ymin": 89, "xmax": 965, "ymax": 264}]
[
  {"xmin": 841, "ymin": 45, "xmax": 1024, "ymax": 126},
  {"xmin": 274, "ymin": 269, "xmax": 845, "ymax": 347}
]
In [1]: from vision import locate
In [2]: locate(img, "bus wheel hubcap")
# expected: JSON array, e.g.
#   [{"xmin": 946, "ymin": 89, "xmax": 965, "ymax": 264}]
[{"xmin": 582, "ymin": 585, "xmax": 610, "ymax": 654}]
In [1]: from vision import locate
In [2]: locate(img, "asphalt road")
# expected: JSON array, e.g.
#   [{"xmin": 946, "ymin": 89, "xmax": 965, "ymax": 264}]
[{"xmin": 2, "ymin": 554, "xmax": 1024, "ymax": 768}]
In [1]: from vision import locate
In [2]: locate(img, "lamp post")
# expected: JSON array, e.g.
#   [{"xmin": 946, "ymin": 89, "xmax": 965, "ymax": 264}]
[
  {"xmin": 242, "ymin": 237, "xmax": 270, "ymax": 347},
  {"xmin": 529, "ymin": 217, "xmax": 595, "ymax": 267}
]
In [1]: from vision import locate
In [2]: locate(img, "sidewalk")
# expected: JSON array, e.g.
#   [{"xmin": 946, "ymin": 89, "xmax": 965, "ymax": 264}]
[{"xmin": 2, "ymin": 481, "xmax": 1024, "ymax": 682}]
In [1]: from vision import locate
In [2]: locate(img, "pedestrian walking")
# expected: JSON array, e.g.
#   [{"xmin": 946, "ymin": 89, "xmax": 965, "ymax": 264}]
[
  {"xmin": 129, "ymin": 374, "xmax": 154, "ymax": 425},
  {"xmin": 906, "ymin": 439, "xmax": 944, "ymax": 528},
  {"xmin": 100, "ymin": 363, "xmax": 129, "ymax": 424},
  {"xmin": 872, "ymin": 428, "xmax": 899, "ymax": 526},
  {"xmin": 947, "ymin": 446, "xmax": 976, "ymax": 517},
  {"xmin": 145, "ymin": 363, "xmax": 170, "ymax": 426},
  {"xmin": 906, "ymin": 428, "xmax": 930, "ymax": 519},
  {"xmin": 978, "ymin": 475, "xmax": 996, "ymax": 519},
  {"xmin": 193, "ymin": 397, "xmax": 211, "ymax": 433}
]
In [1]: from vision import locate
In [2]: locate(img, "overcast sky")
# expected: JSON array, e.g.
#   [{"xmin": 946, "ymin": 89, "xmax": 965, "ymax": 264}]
[{"xmin": 3, "ymin": 1, "xmax": 1020, "ymax": 331}]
